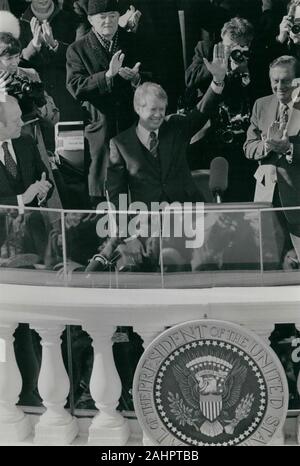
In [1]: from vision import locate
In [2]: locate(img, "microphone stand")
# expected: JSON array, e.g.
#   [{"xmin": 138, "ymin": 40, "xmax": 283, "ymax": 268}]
[{"xmin": 213, "ymin": 191, "xmax": 223, "ymax": 204}]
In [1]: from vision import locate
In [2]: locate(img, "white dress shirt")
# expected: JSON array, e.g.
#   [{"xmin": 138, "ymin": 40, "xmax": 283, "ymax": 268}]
[{"xmin": 136, "ymin": 125, "xmax": 159, "ymax": 150}]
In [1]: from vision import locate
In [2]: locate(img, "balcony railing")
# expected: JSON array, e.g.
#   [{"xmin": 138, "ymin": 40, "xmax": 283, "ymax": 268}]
[
  {"xmin": 0, "ymin": 202, "xmax": 300, "ymax": 288},
  {"xmin": 0, "ymin": 203, "xmax": 299, "ymax": 445}
]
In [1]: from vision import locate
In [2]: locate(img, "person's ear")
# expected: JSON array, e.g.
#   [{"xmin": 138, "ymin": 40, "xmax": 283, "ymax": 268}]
[{"xmin": 87, "ymin": 15, "xmax": 94, "ymax": 27}]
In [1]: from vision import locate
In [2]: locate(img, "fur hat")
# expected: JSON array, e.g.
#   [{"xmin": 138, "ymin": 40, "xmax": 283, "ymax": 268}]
[
  {"xmin": 88, "ymin": 0, "xmax": 121, "ymax": 16},
  {"xmin": 0, "ymin": 11, "xmax": 20, "ymax": 39}
]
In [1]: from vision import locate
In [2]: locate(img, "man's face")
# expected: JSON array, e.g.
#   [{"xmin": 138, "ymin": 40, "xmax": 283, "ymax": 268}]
[
  {"xmin": 88, "ymin": 12, "xmax": 119, "ymax": 39},
  {"xmin": 290, "ymin": 19, "xmax": 300, "ymax": 44},
  {"xmin": 0, "ymin": 53, "xmax": 20, "ymax": 74},
  {"xmin": 0, "ymin": 100, "xmax": 23, "ymax": 140},
  {"xmin": 31, "ymin": 0, "xmax": 53, "ymax": 11},
  {"xmin": 136, "ymin": 94, "xmax": 167, "ymax": 131},
  {"xmin": 270, "ymin": 64, "xmax": 296, "ymax": 104}
]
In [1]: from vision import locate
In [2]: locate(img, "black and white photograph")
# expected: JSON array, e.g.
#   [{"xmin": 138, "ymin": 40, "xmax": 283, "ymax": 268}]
[{"xmin": 0, "ymin": 0, "xmax": 299, "ymax": 450}]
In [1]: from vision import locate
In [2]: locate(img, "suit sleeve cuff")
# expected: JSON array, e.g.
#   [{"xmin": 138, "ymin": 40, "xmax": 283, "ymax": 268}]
[
  {"xmin": 17, "ymin": 195, "xmax": 25, "ymax": 214},
  {"xmin": 211, "ymin": 81, "xmax": 224, "ymax": 95}
]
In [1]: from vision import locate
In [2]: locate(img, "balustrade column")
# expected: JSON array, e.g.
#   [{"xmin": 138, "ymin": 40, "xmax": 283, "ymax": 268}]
[
  {"xmin": 31, "ymin": 323, "xmax": 78, "ymax": 445},
  {"xmin": 84, "ymin": 324, "xmax": 130, "ymax": 446},
  {"xmin": 0, "ymin": 322, "xmax": 31, "ymax": 442},
  {"xmin": 134, "ymin": 325, "xmax": 164, "ymax": 447}
]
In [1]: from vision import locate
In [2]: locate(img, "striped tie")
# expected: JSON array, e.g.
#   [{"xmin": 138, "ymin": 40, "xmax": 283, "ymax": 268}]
[
  {"xmin": 279, "ymin": 104, "xmax": 289, "ymax": 131},
  {"xmin": 3, "ymin": 142, "xmax": 17, "ymax": 178},
  {"xmin": 149, "ymin": 131, "xmax": 159, "ymax": 158}
]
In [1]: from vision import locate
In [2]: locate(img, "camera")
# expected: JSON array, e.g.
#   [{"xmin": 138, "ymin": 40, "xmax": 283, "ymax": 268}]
[
  {"xmin": 2, "ymin": 71, "xmax": 46, "ymax": 109},
  {"xmin": 217, "ymin": 105, "xmax": 250, "ymax": 144},
  {"xmin": 288, "ymin": 1, "xmax": 300, "ymax": 34},
  {"xmin": 291, "ymin": 23, "xmax": 300, "ymax": 34},
  {"xmin": 8, "ymin": 73, "xmax": 33, "ymax": 96},
  {"xmin": 230, "ymin": 49, "xmax": 250, "ymax": 64}
]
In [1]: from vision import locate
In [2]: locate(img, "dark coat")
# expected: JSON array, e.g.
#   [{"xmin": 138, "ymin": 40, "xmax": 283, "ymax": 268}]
[
  {"xmin": 106, "ymin": 86, "xmax": 220, "ymax": 206},
  {"xmin": 0, "ymin": 134, "xmax": 51, "ymax": 206},
  {"xmin": 20, "ymin": 5, "xmax": 82, "ymax": 120},
  {"xmin": 244, "ymin": 94, "xmax": 300, "ymax": 231},
  {"xmin": 66, "ymin": 27, "xmax": 143, "ymax": 196},
  {"xmin": 66, "ymin": 27, "xmax": 140, "ymax": 136}
]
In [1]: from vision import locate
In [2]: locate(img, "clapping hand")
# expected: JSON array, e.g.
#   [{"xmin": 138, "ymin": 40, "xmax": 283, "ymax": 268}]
[
  {"xmin": 265, "ymin": 123, "xmax": 290, "ymax": 154},
  {"xmin": 203, "ymin": 43, "xmax": 229, "ymax": 83},
  {"xmin": 37, "ymin": 172, "xmax": 52, "ymax": 203},
  {"xmin": 30, "ymin": 17, "xmax": 43, "ymax": 49},
  {"xmin": 119, "ymin": 5, "xmax": 141, "ymax": 33},
  {"xmin": 22, "ymin": 172, "xmax": 52, "ymax": 205},
  {"xmin": 41, "ymin": 20, "xmax": 57, "ymax": 49},
  {"xmin": 106, "ymin": 50, "xmax": 125, "ymax": 78},
  {"xmin": 118, "ymin": 61, "xmax": 141, "ymax": 83},
  {"xmin": 30, "ymin": 17, "xmax": 57, "ymax": 50}
]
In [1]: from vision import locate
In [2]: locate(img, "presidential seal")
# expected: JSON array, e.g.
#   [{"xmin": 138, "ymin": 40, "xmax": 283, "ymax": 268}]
[{"xmin": 133, "ymin": 320, "xmax": 289, "ymax": 446}]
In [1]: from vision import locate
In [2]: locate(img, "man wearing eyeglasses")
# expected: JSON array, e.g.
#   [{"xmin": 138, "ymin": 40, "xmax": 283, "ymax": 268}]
[{"xmin": 185, "ymin": 17, "xmax": 271, "ymax": 203}]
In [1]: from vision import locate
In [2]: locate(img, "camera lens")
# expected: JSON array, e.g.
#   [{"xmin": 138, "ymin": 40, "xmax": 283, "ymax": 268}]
[
  {"xmin": 21, "ymin": 82, "xmax": 32, "ymax": 93},
  {"xmin": 230, "ymin": 50, "xmax": 243, "ymax": 63},
  {"xmin": 291, "ymin": 24, "xmax": 300, "ymax": 34}
]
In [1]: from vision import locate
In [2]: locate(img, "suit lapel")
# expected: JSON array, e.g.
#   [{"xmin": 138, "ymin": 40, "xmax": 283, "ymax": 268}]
[
  {"xmin": 0, "ymin": 162, "xmax": 14, "ymax": 195},
  {"xmin": 123, "ymin": 126, "xmax": 161, "ymax": 175},
  {"xmin": 87, "ymin": 30, "xmax": 110, "ymax": 71},
  {"xmin": 287, "ymin": 104, "xmax": 300, "ymax": 137},
  {"xmin": 158, "ymin": 121, "xmax": 175, "ymax": 180},
  {"xmin": 265, "ymin": 96, "xmax": 279, "ymax": 131},
  {"xmin": 12, "ymin": 138, "xmax": 31, "ymax": 187}
]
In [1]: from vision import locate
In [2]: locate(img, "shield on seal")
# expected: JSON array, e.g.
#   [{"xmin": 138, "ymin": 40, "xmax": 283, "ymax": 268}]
[{"xmin": 199, "ymin": 394, "xmax": 222, "ymax": 421}]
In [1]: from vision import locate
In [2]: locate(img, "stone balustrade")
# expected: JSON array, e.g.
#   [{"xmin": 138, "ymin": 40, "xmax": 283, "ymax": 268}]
[{"xmin": 0, "ymin": 284, "xmax": 299, "ymax": 445}]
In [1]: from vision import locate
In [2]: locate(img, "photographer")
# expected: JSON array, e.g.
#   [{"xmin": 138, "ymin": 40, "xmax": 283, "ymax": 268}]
[
  {"xmin": 185, "ymin": 17, "xmax": 270, "ymax": 202},
  {"xmin": 272, "ymin": 1, "xmax": 300, "ymax": 60},
  {"xmin": 0, "ymin": 31, "xmax": 59, "ymax": 150}
]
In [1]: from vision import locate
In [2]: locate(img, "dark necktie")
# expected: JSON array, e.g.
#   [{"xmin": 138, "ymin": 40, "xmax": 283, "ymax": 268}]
[
  {"xmin": 279, "ymin": 104, "xmax": 289, "ymax": 130},
  {"xmin": 149, "ymin": 131, "xmax": 159, "ymax": 158},
  {"xmin": 3, "ymin": 142, "xmax": 18, "ymax": 178}
]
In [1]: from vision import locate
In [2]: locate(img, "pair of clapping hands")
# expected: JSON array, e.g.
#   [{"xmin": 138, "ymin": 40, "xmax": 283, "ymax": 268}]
[
  {"xmin": 30, "ymin": 16, "xmax": 58, "ymax": 50},
  {"xmin": 264, "ymin": 122, "xmax": 291, "ymax": 155},
  {"xmin": 106, "ymin": 50, "xmax": 141, "ymax": 83},
  {"xmin": 23, "ymin": 172, "xmax": 52, "ymax": 205}
]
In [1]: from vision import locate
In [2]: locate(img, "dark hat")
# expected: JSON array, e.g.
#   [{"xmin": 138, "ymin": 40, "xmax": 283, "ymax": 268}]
[{"xmin": 88, "ymin": 0, "xmax": 121, "ymax": 15}]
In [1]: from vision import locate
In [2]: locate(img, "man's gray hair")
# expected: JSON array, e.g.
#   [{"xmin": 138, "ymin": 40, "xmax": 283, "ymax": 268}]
[
  {"xmin": 134, "ymin": 82, "xmax": 168, "ymax": 112},
  {"xmin": 269, "ymin": 55, "xmax": 300, "ymax": 76},
  {"xmin": 221, "ymin": 17, "xmax": 254, "ymax": 45}
]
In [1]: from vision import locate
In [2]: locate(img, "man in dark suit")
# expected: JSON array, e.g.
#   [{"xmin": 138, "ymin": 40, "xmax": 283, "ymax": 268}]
[
  {"xmin": 106, "ymin": 44, "xmax": 227, "ymax": 208},
  {"xmin": 0, "ymin": 95, "xmax": 53, "ymax": 407},
  {"xmin": 66, "ymin": 0, "xmax": 143, "ymax": 203},
  {"xmin": 244, "ymin": 55, "xmax": 300, "ymax": 261},
  {"xmin": 0, "ymin": 95, "xmax": 52, "ymax": 259}
]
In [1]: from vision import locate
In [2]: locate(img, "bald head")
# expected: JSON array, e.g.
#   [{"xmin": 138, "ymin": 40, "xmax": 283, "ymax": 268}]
[{"xmin": 0, "ymin": 95, "xmax": 22, "ymax": 140}]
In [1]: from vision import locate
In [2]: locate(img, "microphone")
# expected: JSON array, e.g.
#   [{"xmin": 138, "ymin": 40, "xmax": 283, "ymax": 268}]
[{"xmin": 209, "ymin": 157, "xmax": 229, "ymax": 203}]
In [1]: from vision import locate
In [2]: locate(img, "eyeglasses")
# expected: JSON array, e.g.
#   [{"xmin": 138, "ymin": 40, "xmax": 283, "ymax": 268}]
[{"xmin": 230, "ymin": 49, "xmax": 251, "ymax": 64}]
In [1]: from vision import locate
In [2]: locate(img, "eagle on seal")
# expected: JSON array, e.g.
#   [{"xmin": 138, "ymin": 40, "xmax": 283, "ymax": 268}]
[{"xmin": 172, "ymin": 355, "xmax": 247, "ymax": 438}]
